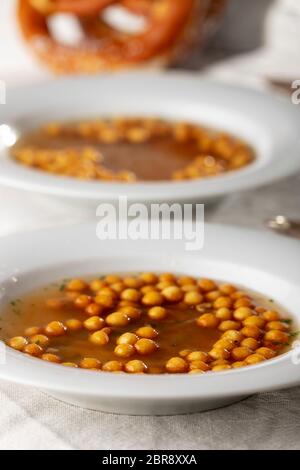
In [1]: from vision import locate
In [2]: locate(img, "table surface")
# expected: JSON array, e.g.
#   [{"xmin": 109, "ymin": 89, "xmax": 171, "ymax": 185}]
[{"xmin": 1, "ymin": 0, "xmax": 300, "ymax": 451}]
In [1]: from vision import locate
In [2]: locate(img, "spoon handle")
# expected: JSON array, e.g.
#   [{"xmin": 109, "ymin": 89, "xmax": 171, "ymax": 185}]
[{"xmin": 266, "ymin": 216, "xmax": 300, "ymax": 240}]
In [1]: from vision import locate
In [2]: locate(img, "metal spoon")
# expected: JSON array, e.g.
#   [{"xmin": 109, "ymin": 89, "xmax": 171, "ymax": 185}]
[{"xmin": 266, "ymin": 215, "xmax": 300, "ymax": 240}]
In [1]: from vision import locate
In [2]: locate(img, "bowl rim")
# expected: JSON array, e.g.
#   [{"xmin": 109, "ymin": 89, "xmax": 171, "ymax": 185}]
[
  {"xmin": 1, "ymin": 71, "xmax": 300, "ymax": 202},
  {"xmin": 0, "ymin": 222, "xmax": 299, "ymax": 399}
]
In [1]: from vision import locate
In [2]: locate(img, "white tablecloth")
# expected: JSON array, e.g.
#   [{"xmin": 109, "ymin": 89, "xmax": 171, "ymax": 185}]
[
  {"xmin": 1, "ymin": 0, "xmax": 300, "ymax": 450},
  {"xmin": 1, "ymin": 380, "xmax": 300, "ymax": 450}
]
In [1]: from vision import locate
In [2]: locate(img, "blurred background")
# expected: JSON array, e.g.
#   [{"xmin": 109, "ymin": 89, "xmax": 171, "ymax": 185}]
[
  {"xmin": 1, "ymin": 0, "xmax": 300, "ymax": 89},
  {"xmin": 0, "ymin": 0, "xmax": 300, "ymax": 237}
]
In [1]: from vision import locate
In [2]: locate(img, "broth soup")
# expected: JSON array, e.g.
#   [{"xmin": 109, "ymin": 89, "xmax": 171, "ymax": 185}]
[
  {"xmin": 11, "ymin": 117, "xmax": 255, "ymax": 183},
  {"xmin": 1, "ymin": 273, "xmax": 295, "ymax": 374}
]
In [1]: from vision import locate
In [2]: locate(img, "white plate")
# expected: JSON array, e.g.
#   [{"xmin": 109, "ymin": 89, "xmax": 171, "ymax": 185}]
[
  {"xmin": 1, "ymin": 72, "xmax": 300, "ymax": 205},
  {"xmin": 0, "ymin": 222, "xmax": 299, "ymax": 415}
]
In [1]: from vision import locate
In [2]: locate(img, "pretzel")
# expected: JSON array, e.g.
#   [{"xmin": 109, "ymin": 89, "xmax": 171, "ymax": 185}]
[
  {"xmin": 18, "ymin": 0, "xmax": 204, "ymax": 72},
  {"xmin": 18, "ymin": 1, "xmax": 226, "ymax": 73}
]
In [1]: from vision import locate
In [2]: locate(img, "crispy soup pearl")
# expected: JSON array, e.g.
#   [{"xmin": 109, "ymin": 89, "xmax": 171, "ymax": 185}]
[
  {"xmin": 135, "ymin": 339, "xmax": 158, "ymax": 355},
  {"xmin": 83, "ymin": 316, "xmax": 105, "ymax": 331},
  {"xmin": 166, "ymin": 357, "xmax": 189, "ymax": 373},
  {"xmin": 266, "ymin": 321, "xmax": 289, "ymax": 331},
  {"xmin": 214, "ymin": 296, "xmax": 233, "ymax": 309},
  {"xmin": 241, "ymin": 338, "xmax": 259, "ymax": 350},
  {"xmin": 62, "ymin": 362, "xmax": 78, "ymax": 368},
  {"xmin": 140, "ymin": 272, "xmax": 158, "ymax": 284},
  {"xmin": 209, "ymin": 348, "xmax": 230, "ymax": 360},
  {"xmin": 106, "ymin": 312, "xmax": 130, "ymax": 327},
  {"xmin": 89, "ymin": 330, "xmax": 110, "ymax": 346},
  {"xmin": 102, "ymin": 361, "xmax": 123, "ymax": 372},
  {"xmin": 184, "ymin": 291, "xmax": 203, "ymax": 305},
  {"xmin": 98, "ymin": 287, "xmax": 117, "ymax": 298},
  {"xmin": 65, "ymin": 319, "xmax": 83, "ymax": 331},
  {"xmin": 110, "ymin": 282, "xmax": 125, "ymax": 294},
  {"xmin": 156, "ymin": 281, "xmax": 173, "ymax": 291},
  {"xmin": 30, "ymin": 334, "xmax": 50, "ymax": 347},
  {"xmin": 135, "ymin": 326, "xmax": 158, "ymax": 339},
  {"xmin": 220, "ymin": 284, "xmax": 236, "ymax": 295},
  {"xmin": 233, "ymin": 307, "xmax": 253, "ymax": 321},
  {"xmin": 42, "ymin": 353, "xmax": 61, "ymax": 363},
  {"xmin": 45, "ymin": 321, "xmax": 66, "ymax": 337},
  {"xmin": 219, "ymin": 320, "xmax": 241, "ymax": 332},
  {"xmin": 74, "ymin": 294, "xmax": 92, "ymax": 309},
  {"xmin": 212, "ymin": 364, "xmax": 232, "ymax": 371},
  {"xmin": 222, "ymin": 330, "xmax": 244, "ymax": 343},
  {"xmin": 117, "ymin": 333, "xmax": 138, "ymax": 345},
  {"xmin": 85, "ymin": 303, "xmax": 103, "ymax": 316},
  {"xmin": 211, "ymin": 359, "xmax": 229, "ymax": 367},
  {"xmin": 141, "ymin": 285, "xmax": 158, "ymax": 294},
  {"xmin": 162, "ymin": 286, "xmax": 183, "ymax": 302},
  {"xmin": 105, "ymin": 274, "xmax": 121, "ymax": 284},
  {"xmin": 263, "ymin": 310, "xmax": 280, "ymax": 321},
  {"xmin": 231, "ymin": 347, "xmax": 252, "ymax": 361},
  {"xmin": 114, "ymin": 344, "xmax": 135, "ymax": 358},
  {"xmin": 24, "ymin": 343, "xmax": 44, "ymax": 357},
  {"xmin": 148, "ymin": 306, "xmax": 167, "ymax": 320},
  {"xmin": 244, "ymin": 316, "xmax": 266, "ymax": 328},
  {"xmin": 256, "ymin": 347, "xmax": 276, "ymax": 359},
  {"xmin": 142, "ymin": 291, "xmax": 164, "ymax": 306},
  {"xmin": 206, "ymin": 290, "xmax": 222, "ymax": 301},
  {"xmin": 189, "ymin": 369, "xmax": 205, "ymax": 374},
  {"xmin": 240, "ymin": 325, "xmax": 261, "ymax": 339},
  {"xmin": 187, "ymin": 351, "xmax": 209, "ymax": 363},
  {"xmin": 232, "ymin": 361, "xmax": 247, "ymax": 368},
  {"xmin": 264, "ymin": 330, "xmax": 289, "ymax": 344},
  {"xmin": 245, "ymin": 354, "xmax": 265, "ymax": 365},
  {"xmin": 125, "ymin": 360, "xmax": 147, "ymax": 374},
  {"xmin": 213, "ymin": 339, "xmax": 235, "ymax": 351},
  {"xmin": 123, "ymin": 277, "xmax": 144, "ymax": 288},
  {"xmin": 67, "ymin": 279, "xmax": 87, "ymax": 291},
  {"xmin": 80, "ymin": 357, "xmax": 102, "ymax": 369},
  {"xmin": 189, "ymin": 360, "xmax": 210, "ymax": 371},
  {"xmin": 178, "ymin": 276, "xmax": 196, "ymax": 286},
  {"xmin": 159, "ymin": 273, "xmax": 176, "ymax": 283},
  {"xmin": 8, "ymin": 336, "xmax": 28, "ymax": 351},
  {"xmin": 198, "ymin": 279, "xmax": 216, "ymax": 291},
  {"xmin": 118, "ymin": 306, "xmax": 141, "ymax": 319},
  {"xmin": 197, "ymin": 313, "xmax": 219, "ymax": 328},
  {"xmin": 216, "ymin": 308, "xmax": 232, "ymax": 321},
  {"xmin": 90, "ymin": 279, "xmax": 107, "ymax": 291},
  {"xmin": 182, "ymin": 284, "xmax": 199, "ymax": 293},
  {"xmin": 95, "ymin": 295, "xmax": 115, "ymax": 309},
  {"xmin": 24, "ymin": 326, "xmax": 41, "ymax": 336},
  {"xmin": 121, "ymin": 289, "xmax": 141, "ymax": 302},
  {"xmin": 179, "ymin": 349, "xmax": 193, "ymax": 358}
]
